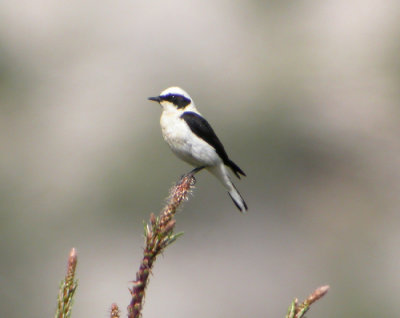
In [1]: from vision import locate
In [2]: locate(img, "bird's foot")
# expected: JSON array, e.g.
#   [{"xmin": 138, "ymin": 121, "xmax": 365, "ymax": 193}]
[{"xmin": 178, "ymin": 166, "xmax": 205, "ymax": 185}]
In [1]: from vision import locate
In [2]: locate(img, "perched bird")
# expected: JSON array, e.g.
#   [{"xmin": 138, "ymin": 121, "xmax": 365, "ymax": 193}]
[{"xmin": 148, "ymin": 87, "xmax": 248, "ymax": 212}]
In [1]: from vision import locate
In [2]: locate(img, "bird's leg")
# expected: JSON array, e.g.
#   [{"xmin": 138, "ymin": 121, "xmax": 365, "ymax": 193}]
[
  {"xmin": 179, "ymin": 166, "xmax": 205, "ymax": 184},
  {"xmin": 189, "ymin": 166, "xmax": 205, "ymax": 175}
]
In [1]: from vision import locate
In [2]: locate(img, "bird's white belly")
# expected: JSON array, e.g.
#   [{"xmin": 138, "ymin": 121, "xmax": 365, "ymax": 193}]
[{"xmin": 160, "ymin": 113, "xmax": 221, "ymax": 167}]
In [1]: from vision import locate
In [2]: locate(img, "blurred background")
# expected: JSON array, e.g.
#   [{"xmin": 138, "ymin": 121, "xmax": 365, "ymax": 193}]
[{"xmin": 1, "ymin": 1, "xmax": 399, "ymax": 317}]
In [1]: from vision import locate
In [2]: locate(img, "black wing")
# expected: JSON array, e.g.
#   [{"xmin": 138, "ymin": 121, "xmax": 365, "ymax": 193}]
[{"xmin": 180, "ymin": 111, "xmax": 246, "ymax": 178}]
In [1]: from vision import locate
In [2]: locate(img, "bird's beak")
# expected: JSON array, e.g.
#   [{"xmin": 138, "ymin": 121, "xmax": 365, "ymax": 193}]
[{"xmin": 148, "ymin": 96, "xmax": 161, "ymax": 103}]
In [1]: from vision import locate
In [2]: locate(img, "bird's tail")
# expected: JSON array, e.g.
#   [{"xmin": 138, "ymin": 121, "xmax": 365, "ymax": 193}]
[
  {"xmin": 208, "ymin": 164, "xmax": 248, "ymax": 213},
  {"xmin": 227, "ymin": 182, "xmax": 248, "ymax": 212}
]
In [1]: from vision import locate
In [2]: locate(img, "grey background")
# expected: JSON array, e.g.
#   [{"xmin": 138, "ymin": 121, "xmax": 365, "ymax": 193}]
[{"xmin": 1, "ymin": 1, "xmax": 399, "ymax": 317}]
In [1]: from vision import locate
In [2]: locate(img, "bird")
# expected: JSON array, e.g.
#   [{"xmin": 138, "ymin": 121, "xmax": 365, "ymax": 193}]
[{"xmin": 148, "ymin": 86, "xmax": 248, "ymax": 212}]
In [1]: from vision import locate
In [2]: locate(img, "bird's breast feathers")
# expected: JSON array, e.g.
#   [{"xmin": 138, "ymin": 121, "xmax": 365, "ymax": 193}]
[{"xmin": 160, "ymin": 111, "xmax": 220, "ymax": 166}]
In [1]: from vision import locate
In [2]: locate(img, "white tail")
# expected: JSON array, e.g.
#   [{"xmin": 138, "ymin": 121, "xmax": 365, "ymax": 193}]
[
  {"xmin": 228, "ymin": 183, "xmax": 248, "ymax": 212},
  {"xmin": 207, "ymin": 164, "xmax": 248, "ymax": 213}
]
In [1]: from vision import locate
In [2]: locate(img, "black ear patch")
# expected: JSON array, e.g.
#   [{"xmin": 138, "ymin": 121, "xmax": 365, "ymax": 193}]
[{"xmin": 160, "ymin": 94, "xmax": 191, "ymax": 109}]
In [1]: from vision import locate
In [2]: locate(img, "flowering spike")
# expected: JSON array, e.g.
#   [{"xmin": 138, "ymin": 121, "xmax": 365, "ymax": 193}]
[{"xmin": 127, "ymin": 175, "xmax": 195, "ymax": 318}]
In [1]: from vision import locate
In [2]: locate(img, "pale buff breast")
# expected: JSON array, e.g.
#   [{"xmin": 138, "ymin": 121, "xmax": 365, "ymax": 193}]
[{"xmin": 160, "ymin": 111, "xmax": 221, "ymax": 167}]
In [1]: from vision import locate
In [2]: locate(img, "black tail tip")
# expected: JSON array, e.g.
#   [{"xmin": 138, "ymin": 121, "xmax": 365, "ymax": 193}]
[{"xmin": 228, "ymin": 192, "xmax": 248, "ymax": 213}]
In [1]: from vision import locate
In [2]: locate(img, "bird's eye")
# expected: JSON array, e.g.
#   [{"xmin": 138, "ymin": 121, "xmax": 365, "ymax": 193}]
[{"xmin": 162, "ymin": 94, "xmax": 190, "ymax": 108}]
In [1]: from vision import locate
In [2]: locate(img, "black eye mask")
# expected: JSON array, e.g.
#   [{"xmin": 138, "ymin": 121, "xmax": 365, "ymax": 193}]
[{"xmin": 161, "ymin": 94, "xmax": 191, "ymax": 109}]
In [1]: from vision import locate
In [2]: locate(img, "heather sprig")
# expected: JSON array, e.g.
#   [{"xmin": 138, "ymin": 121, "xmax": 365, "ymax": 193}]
[
  {"xmin": 55, "ymin": 248, "xmax": 78, "ymax": 318},
  {"xmin": 127, "ymin": 174, "xmax": 196, "ymax": 318},
  {"xmin": 286, "ymin": 285, "xmax": 330, "ymax": 318}
]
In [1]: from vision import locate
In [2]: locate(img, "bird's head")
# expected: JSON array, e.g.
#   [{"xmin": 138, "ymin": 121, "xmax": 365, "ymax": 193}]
[{"xmin": 148, "ymin": 87, "xmax": 196, "ymax": 113}]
